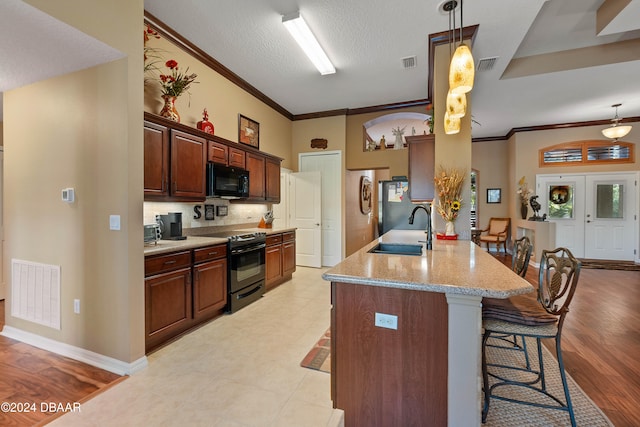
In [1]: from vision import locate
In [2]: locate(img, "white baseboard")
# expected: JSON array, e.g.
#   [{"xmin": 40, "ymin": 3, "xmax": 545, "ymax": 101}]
[{"xmin": 1, "ymin": 326, "xmax": 147, "ymax": 376}]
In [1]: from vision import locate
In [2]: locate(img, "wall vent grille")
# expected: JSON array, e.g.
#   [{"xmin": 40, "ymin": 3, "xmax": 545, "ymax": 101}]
[
  {"xmin": 477, "ymin": 57, "xmax": 498, "ymax": 71},
  {"xmin": 11, "ymin": 259, "xmax": 61, "ymax": 330},
  {"xmin": 402, "ymin": 56, "xmax": 417, "ymax": 69}
]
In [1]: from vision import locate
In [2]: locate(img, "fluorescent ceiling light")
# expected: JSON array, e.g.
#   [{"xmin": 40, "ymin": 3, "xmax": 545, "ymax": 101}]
[{"xmin": 282, "ymin": 11, "xmax": 335, "ymax": 75}]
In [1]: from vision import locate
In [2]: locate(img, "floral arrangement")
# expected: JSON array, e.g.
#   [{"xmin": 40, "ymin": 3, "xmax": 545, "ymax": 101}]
[
  {"xmin": 158, "ymin": 59, "xmax": 198, "ymax": 98},
  {"xmin": 425, "ymin": 104, "xmax": 434, "ymax": 134},
  {"xmin": 144, "ymin": 24, "xmax": 162, "ymax": 74},
  {"xmin": 517, "ymin": 176, "xmax": 534, "ymax": 206},
  {"xmin": 434, "ymin": 166, "xmax": 465, "ymax": 222}
]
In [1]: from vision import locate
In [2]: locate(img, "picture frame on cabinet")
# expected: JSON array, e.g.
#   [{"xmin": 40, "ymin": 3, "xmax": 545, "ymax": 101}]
[
  {"xmin": 487, "ymin": 188, "xmax": 501, "ymax": 204},
  {"xmin": 238, "ymin": 114, "xmax": 260, "ymax": 149}
]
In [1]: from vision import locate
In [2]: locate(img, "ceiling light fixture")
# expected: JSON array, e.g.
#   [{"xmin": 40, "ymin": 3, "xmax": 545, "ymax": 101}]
[
  {"xmin": 448, "ymin": 0, "xmax": 474, "ymax": 94},
  {"xmin": 601, "ymin": 103, "xmax": 632, "ymax": 141},
  {"xmin": 444, "ymin": 111, "xmax": 461, "ymax": 135},
  {"xmin": 446, "ymin": 89, "xmax": 466, "ymax": 119},
  {"xmin": 282, "ymin": 11, "xmax": 335, "ymax": 75}
]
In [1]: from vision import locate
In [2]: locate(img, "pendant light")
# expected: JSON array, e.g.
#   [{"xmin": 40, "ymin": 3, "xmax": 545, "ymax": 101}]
[
  {"xmin": 444, "ymin": 111, "xmax": 460, "ymax": 135},
  {"xmin": 446, "ymin": 89, "xmax": 466, "ymax": 119},
  {"xmin": 601, "ymin": 103, "xmax": 632, "ymax": 141},
  {"xmin": 448, "ymin": 0, "xmax": 474, "ymax": 94}
]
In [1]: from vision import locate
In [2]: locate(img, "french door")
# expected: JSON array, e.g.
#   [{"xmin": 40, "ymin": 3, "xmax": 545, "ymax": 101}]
[{"xmin": 537, "ymin": 172, "xmax": 637, "ymax": 261}]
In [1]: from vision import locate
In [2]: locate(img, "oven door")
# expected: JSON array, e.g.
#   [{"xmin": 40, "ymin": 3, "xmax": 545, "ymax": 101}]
[{"xmin": 229, "ymin": 243, "xmax": 266, "ymax": 292}]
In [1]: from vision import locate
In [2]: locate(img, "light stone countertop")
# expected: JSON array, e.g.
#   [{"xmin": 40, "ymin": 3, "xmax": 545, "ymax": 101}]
[
  {"xmin": 144, "ymin": 227, "xmax": 296, "ymax": 256},
  {"xmin": 322, "ymin": 229, "xmax": 534, "ymax": 299}
]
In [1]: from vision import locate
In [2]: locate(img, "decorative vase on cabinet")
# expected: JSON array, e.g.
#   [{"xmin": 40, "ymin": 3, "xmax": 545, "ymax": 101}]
[
  {"xmin": 159, "ymin": 95, "xmax": 180, "ymax": 123},
  {"xmin": 520, "ymin": 204, "xmax": 528, "ymax": 220},
  {"xmin": 445, "ymin": 220, "xmax": 456, "ymax": 236}
]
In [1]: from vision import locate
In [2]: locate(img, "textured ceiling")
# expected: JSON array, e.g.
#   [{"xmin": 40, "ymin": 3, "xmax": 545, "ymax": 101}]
[{"xmin": 1, "ymin": 0, "xmax": 639, "ymax": 140}]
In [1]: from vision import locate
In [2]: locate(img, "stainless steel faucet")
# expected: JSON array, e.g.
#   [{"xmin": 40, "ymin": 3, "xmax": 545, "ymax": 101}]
[{"xmin": 409, "ymin": 203, "xmax": 432, "ymax": 250}]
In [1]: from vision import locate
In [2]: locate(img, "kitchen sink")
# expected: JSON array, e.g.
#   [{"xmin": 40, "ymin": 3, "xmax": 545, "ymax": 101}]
[{"xmin": 367, "ymin": 243, "xmax": 423, "ymax": 256}]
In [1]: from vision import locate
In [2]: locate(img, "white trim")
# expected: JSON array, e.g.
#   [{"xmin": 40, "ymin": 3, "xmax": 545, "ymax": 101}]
[{"xmin": 1, "ymin": 326, "xmax": 148, "ymax": 375}]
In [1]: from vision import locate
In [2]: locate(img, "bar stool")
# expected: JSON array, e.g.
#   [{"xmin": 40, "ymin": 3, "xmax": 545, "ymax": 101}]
[{"xmin": 481, "ymin": 247, "xmax": 581, "ymax": 426}]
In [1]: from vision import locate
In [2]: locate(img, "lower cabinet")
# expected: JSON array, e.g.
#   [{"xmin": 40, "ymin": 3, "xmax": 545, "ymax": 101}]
[
  {"xmin": 145, "ymin": 243, "xmax": 227, "ymax": 353},
  {"xmin": 265, "ymin": 231, "xmax": 296, "ymax": 290}
]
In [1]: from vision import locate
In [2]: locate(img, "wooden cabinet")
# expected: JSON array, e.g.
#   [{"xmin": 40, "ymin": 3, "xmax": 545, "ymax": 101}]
[
  {"xmin": 192, "ymin": 244, "xmax": 228, "ymax": 321},
  {"xmin": 282, "ymin": 231, "xmax": 296, "ymax": 277},
  {"xmin": 170, "ymin": 130, "xmax": 207, "ymax": 199},
  {"xmin": 265, "ymin": 157, "xmax": 281, "ymax": 203},
  {"xmin": 144, "ymin": 113, "xmax": 281, "ymax": 203},
  {"xmin": 144, "ymin": 251, "xmax": 192, "ymax": 352},
  {"xmin": 144, "ymin": 119, "xmax": 206, "ymax": 201},
  {"xmin": 265, "ymin": 231, "xmax": 296, "ymax": 290},
  {"xmin": 246, "ymin": 152, "xmax": 266, "ymax": 200},
  {"xmin": 406, "ymin": 134, "xmax": 435, "ymax": 202},
  {"xmin": 144, "ymin": 121, "xmax": 170, "ymax": 197},
  {"xmin": 208, "ymin": 141, "xmax": 245, "ymax": 168},
  {"xmin": 265, "ymin": 234, "xmax": 283, "ymax": 290},
  {"xmin": 145, "ymin": 244, "xmax": 228, "ymax": 353}
]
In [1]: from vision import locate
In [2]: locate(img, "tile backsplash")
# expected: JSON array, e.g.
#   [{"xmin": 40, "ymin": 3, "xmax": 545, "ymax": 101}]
[{"xmin": 144, "ymin": 200, "xmax": 271, "ymax": 229}]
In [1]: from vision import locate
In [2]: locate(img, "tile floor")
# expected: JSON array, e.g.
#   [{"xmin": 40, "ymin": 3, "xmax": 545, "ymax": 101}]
[{"xmin": 50, "ymin": 267, "xmax": 344, "ymax": 427}]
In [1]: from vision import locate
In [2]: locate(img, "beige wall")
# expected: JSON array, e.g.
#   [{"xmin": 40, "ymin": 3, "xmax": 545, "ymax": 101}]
[
  {"xmin": 345, "ymin": 170, "xmax": 375, "ymax": 256},
  {"xmin": 292, "ymin": 116, "xmax": 347, "ymax": 171},
  {"xmin": 144, "ymin": 36, "xmax": 293, "ymax": 170},
  {"xmin": 5, "ymin": 0, "xmax": 144, "ymax": 364},
  {"xmin": 471, "ymin": 139, "xmax": 510, "ymax": 227}
]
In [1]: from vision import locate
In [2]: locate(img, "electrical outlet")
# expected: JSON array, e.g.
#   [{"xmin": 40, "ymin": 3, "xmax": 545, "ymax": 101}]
[
  {"xmin": 374, "ymin": 312, "xmax": 398, "ymax": 330},
  {"xmin": 74, "ymin": 299, "xmax": 80, "ymax": 314}
]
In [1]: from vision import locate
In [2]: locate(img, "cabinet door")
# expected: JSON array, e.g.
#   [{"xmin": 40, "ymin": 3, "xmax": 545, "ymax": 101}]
[
  {"xmin": 282, "ymin": 240, "xmax": 296, "ymax": 276},
  {"xmin": 265, "ymin": 157, "xmax": 281, "ymax": 203},
  {"xmin": 228, "ymin": 147, "xmax": 246, "ymax": 169},
  {"xmin": 265, "ymin": 243, "xmax": 283, "ymax": 290},
  {"xmin": 171, "ymin": 130, "xmax": 206, "ymax": 198},
  {"xmin": 144, "ymin": 121, "xmax": 169, "ymax": 197},
  {"xmin": 407, "ymin": 135, "xmax": 435, "ymax": 202},
  {"xmin": 246, "ymin": 152, "xmax": 266, "ymax": 200},
  {"xmin": 193, "ymin": 257, "xmax": 227, "ymax": 320},
  {"xmin": 145, "ymin": 267, "xmax": 192, "ymax": 351},
  {"xmin": 208, "ymin": 141, "xmax": 228, "ymax": 164}
]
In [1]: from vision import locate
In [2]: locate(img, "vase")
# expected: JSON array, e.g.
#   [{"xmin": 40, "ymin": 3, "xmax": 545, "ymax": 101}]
[
  {"xmin": 520, "ymin": 204, "xmax": 528, "ymax": 220},
  {"xmin": 445, "ymin": 220, "xmax": 456, "ymax": 236},
  {"xmin": 159, "ymin": 95, "xmax": 180, "ymax": 123}
]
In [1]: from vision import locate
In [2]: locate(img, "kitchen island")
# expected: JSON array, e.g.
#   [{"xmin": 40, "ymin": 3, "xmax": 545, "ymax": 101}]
[{"xmin": 322, "ymin": 229, "xmax": 533, "ymax": 426}]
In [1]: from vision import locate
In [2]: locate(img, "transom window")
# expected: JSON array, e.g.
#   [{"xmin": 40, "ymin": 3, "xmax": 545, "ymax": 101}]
[{"xmin": 539, "ymin": 140, "xmax": 634, "ymax": 167}]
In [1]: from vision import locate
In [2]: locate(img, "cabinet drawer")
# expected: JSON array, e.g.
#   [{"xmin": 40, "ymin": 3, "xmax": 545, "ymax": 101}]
[
  {"xmin": 145, "ymin": 251, "xmax": 191, "ymax": 276},
  {"xmin": 266, "ymin": 234, "xmax": 283, "ymax": 246},
  {"xmin": 193, "ymin": 244, "xmax": 227, "ymax": 264},
  {"xmin": 282, "ymin": 231, "xmax": 295, "ymax": 242}
]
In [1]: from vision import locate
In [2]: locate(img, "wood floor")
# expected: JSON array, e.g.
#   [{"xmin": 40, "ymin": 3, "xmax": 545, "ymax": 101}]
[
  {"xmin": 0, "ymin": 259, "xmax": 638, "ymax": 426},
  {"xmin": 494, "ymin": 253, "xmax": 640, "ymax": 427},
  {"xmin": 0, "ymin": 303, "xmax": 125, "ymax": 426}
]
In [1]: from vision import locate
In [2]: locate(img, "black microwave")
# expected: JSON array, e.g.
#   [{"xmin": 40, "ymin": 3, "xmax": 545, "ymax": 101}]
[{"xmin": 206, "ymin": 164, "xmax": 250, "ymax": 198}]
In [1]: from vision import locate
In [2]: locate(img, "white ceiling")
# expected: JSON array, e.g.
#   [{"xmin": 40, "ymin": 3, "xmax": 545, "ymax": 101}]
[{"xmin": 1, "ymin": 0, "xmax": 638, "ymax": 140}]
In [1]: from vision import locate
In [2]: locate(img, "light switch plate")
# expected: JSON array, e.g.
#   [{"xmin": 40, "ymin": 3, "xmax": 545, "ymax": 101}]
[{"xmin": 109, "ymin": 215, "xmax": 121, "ymax": 230}]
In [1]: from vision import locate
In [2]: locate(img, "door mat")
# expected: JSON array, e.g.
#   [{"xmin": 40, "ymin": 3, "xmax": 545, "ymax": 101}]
[
  {"xmin": 579, "ymin": 259, "xmax": 640, "ymax": 271},
  {"xmin": 300, "ymin": 328, "xmax": 331, "ymax": 373}
]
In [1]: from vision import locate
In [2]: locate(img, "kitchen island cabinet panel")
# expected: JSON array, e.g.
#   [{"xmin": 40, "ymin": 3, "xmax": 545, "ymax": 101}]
[{"xmin": 331, "ymin": 282, "xmax": 448, "ymax": 426}]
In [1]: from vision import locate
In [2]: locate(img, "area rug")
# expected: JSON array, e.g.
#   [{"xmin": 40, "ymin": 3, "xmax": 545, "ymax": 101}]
[
  {"xmin": 300, "ymin": 328, "xmax": 330, "ymax": 373},
  {"xmin": 302, "ymin": 329, "xmax": 613, "ymax": 426},
  {"xmin": 579, "ymin": 258, "xmax": 640, "ymax": 271}
]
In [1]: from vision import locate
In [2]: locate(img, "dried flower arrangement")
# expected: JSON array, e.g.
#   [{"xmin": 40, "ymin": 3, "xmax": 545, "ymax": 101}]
[
  {"xmin": 517, "ymin": 176, "xmax": 534, "ymax": 206},
  {"xmin": 434, "ymin": 166, "xmax": 466, "ymax": 222}
]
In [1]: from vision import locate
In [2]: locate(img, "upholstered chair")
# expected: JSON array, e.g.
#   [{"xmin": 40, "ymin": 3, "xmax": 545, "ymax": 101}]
[{"xmin": 479, "ymin": 217, "xmax": 510, "ymax": 253}]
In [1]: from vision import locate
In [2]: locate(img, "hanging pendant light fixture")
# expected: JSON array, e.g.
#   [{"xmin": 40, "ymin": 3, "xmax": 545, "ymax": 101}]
[
  {"xmin": 444, "ymin": 111, "xmax": 461, "ymax": 134},
  {"xmin": 446, "ymin": 89, "xmax": 466, "ymax": 119},
  {"xmin": 601, "ymin": 103, "xmax": 632, "ymax": 141},
  {"xmin": 448, "ymin": 0, "xmax": 474, "ymax": 94}
]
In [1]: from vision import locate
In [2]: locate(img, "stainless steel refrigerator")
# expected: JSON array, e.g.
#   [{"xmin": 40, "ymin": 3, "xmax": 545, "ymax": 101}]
[{"xmin": 378, "ymin": 179, "xmax": 429, "ymax": 235}]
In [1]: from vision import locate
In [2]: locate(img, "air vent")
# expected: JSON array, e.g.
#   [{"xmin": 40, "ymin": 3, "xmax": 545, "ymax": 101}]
[
  {"xmin": 402, "ymin": 56, "xmax": 417, "ymax": 69},
  {"xmin": 477, "ymin": 57, "xmax": 498, "ymax": 71}
]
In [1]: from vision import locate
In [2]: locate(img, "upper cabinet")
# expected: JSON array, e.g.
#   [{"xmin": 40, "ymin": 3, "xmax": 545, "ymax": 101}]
[
  {"xmin": 144, "ymin": 112, "xmax": 282, "ymax": 203},
  {"xmin": 406, "ymin": 134, "xmax": 435, "ymax": 202}
]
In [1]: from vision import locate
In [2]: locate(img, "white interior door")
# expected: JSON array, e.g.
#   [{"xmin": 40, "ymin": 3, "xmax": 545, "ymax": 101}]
[
  {"xmin": 584, "ymin": 174, "xmax": 636, "ymax": 260},
  {"xmin": 300, "ymin": 151, "xmax": 343, "ymax": 266},
  {"xmin": 537, "ymin": 175, "xmax": 586, "ymax": 258},
  {"xmin": 271, "ymin": 169, "xmax": 290, "ymax": 229},
  {"xmin": 290, "ymin": 171, "xmax": 322, "ymax": 267}
]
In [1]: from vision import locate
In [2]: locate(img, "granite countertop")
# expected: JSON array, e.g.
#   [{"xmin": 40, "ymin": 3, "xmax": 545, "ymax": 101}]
[
  {"xmin": 322, "ymin": 229, "xmax": 533, "ymax": 299},
  {"xmin": 144, "ymin": 226, "xmax": 296, "ymax": 256}
]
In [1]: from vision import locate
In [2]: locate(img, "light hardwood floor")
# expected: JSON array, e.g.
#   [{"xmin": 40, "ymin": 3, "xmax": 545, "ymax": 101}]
[{"xmin": 0, "ymin": 259, "xmax": 638, "ymax": 426}]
